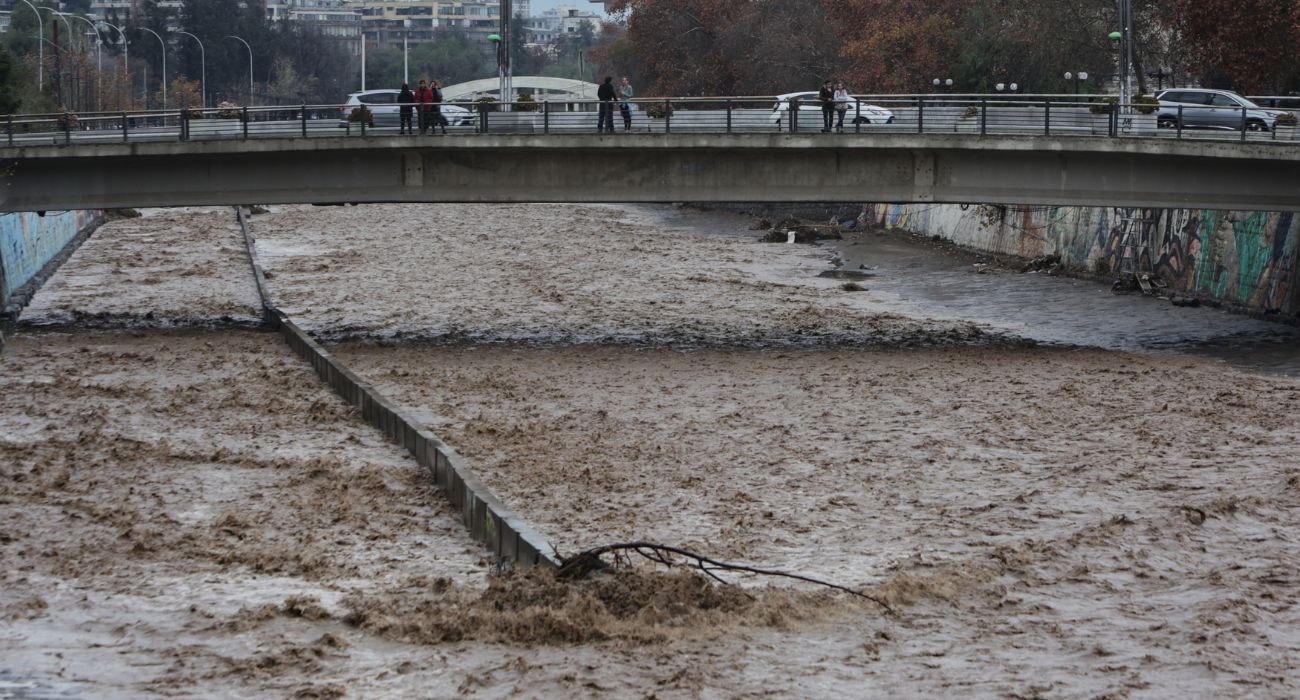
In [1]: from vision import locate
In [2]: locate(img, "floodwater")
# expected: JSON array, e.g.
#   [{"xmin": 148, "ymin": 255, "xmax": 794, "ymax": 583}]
[
  {"xmin": 3, "ymin": 204, "xmax": 1299, "ymax": 697},
  {"xmin": 652, "ymin": 204, "xmax": 1300, "ymax": 374}
]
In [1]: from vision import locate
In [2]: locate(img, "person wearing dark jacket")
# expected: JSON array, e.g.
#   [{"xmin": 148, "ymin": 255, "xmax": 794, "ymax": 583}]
[
  {"xmin": 397, "ymin": 83, "xmax": 415, "ymax": 135},
  {"xmin": 430, "ymin": 80, "xmax": 447, "ymax": 134},
  {"xmin": 597, "ymin": 76, "xmax": 616, "ymax": 133},
  {"xmin": 414, "ymin": 79, "xmax": 434, "ymax": 134},
  {"xmin": 819, "ymin": 80, "xmax": 834, "ymax": 133}
]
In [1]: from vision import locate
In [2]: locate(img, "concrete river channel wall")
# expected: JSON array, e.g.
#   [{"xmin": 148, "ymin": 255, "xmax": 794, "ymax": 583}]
[
  {"xmin": 860, "ymin": 203, "xmax": 1300, "ymax": 319},
  {"xmin": 0, "ymin": 209, "xmax": 103, "ymax": 329}
]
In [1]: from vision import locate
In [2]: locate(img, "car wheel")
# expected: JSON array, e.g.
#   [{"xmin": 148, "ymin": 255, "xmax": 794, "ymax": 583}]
[
  {"xmin": 852, "ymin": 116, "xmax": 870, "ymax": 125},
  {"xmin": 1245, "ymin": 120, "xmax": 1269, "ymax": 132},
  {"xmin": 1157, "ymin": 117, "xmax": 1178, "ymax": 129}
]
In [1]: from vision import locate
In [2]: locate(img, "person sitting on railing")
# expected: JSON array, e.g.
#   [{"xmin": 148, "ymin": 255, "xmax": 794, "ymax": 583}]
[{"xmin": 398, "ymin": 83, "xmax": 415, "ymax": 135}]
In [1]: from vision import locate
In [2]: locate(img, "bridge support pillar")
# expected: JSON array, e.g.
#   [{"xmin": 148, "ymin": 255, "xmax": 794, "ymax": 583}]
[{"xmin": 913, "ymin": 151, "xmax": 936, "ymax": 202}]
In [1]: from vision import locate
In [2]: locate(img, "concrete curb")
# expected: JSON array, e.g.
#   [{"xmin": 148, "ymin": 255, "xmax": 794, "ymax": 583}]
[
  {"xmin": 0, "ymin": 212, "xmax": 107, "ymax": 350},
  {"xmin": 236, "ymin": 208, "xmax": 558, "ymax": 568}
]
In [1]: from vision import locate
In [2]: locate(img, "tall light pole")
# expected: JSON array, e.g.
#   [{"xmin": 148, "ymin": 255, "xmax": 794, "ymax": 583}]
[
  {"xmin": 1113, "ymin": 0, "xmax": 1133, "ymax": 109},
  {"xmin": 225, "ymin": 35, "xmax": 253, "ymax": 105},
  {"xmin": 17, "ymin": 0, "xmax": 44, "ymax": 92},
  {"xmin": 174, "ymin": 30, "xmax": 205, "ymax": 109},
  {"xmin": 99, "ymin": 20, "xmax": 128, "ymax": 109},
  {"xmin": 61, "ymin": 12, "xmax": 103, "ymax": 109},
  {"xmin": 498, "ymin": 0, "xmax": 513, "ymax": 110},
  {"xmin": 1064, "ymin": 71, "xmax": 1088, "ymax": 97},
  {"xmin": 137, "ymin": 27, "xmax": 166, "ymax": 110}
]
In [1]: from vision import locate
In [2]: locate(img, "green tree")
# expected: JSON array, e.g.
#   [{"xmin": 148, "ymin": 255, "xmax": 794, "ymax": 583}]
[
  {"xmin": 127, "ymin": 0, "xmax": 175, "ymax": 106},
  {"xmin": 0, "ymin": 44, "xmax": 24, "ymax": 114}
]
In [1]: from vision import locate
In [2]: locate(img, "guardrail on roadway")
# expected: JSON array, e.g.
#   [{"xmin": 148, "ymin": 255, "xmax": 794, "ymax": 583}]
[{"xmin": 5, "ymin": 95, "xmax": 1297, "ymax": 148}]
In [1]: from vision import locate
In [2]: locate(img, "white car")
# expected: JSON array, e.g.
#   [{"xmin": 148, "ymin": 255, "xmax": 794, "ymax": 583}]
[
  {"xmin": 770, "ymin": 91, "xmax": 895, "ymax": 128},
  {"xmin": 338, "ymin": 89, "xmax": 472, "ymax": 128}
]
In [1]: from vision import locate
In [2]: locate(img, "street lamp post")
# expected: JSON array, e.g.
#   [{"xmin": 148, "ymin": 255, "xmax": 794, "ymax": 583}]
[
  {"xmin": 17, "ymin": 0, "xmax": 44, "ymax": 92},
  {"xmin": 99, "ymin": 20, "xmax": 128, "ymax": 109},
  {"xmin": 1064, "ymin": 71, "xmax": 1088, "ymax": 96},
  {"xmin": 174, "ymin": 30, "xmax": 205, "ymax": 109},
  {"xmin": 137, "ymin": 27, "xmax": 166, "ymax": 110},
  {"xmin": 225, "ymin": 35, "xmax": 253, "ymax": 106},
  {"xmin": 60, "ymin": 12, "xmax": 104, "ymax": 109}
]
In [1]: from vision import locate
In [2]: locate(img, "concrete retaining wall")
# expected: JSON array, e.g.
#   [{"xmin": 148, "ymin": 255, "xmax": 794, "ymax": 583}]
[
  {"xmin": 0, "ymin": 210, "xmax": 104, "ymax": 334},
  {"xmin": 1, "ymin": 210, "xmax": 101, "ymax": 304},
  {"xmin": 862, "ymin": 203, "xmax": 1300, "ymax": 316},
  {"xmin": 236, "ymin": 209, "xmax": 558, "ymax": 569}
]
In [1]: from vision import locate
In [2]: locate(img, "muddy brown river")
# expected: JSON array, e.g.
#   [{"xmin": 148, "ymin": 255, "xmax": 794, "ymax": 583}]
[{"xmin": 2, "ymin": 204, "xmax": 1297, "ymax": 698}]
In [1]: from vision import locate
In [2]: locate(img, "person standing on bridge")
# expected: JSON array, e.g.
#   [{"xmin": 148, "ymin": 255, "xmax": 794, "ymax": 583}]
[
  {"xmin": 415, "ymin": 79, "xmax": 435, "ymax": 135},
  {"xmin": 430, "ymin": 80, "xmax": 448, "ymax": 135},
  {"xmin": 398, "ymin": 83, "xmax": 415, "ymax": 135},
  {"xmin": 597, "ymin": 76, "xmax": 617, "ymax": 133},
  {"xmin": 833, "ymin": 81, "xmax": 850, "ymax": 132},
  {"xmin": 819, "ymin": 80, "xmax": 835, "ymax": 133},
  {"xmin": 618, "ymin": 76, "xmax": 634, "ymax": 131}
]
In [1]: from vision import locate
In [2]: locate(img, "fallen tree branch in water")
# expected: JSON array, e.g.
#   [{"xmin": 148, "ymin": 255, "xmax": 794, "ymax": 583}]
[{"xmin": 556, "ymin": 541, "xmax": 892, "ymax": 613}]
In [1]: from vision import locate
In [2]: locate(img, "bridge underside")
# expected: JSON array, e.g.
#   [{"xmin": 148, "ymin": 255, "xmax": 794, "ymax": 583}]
[{"xmin": 2, "ymin": 134, "xmax": 1298, "ymax": 212}]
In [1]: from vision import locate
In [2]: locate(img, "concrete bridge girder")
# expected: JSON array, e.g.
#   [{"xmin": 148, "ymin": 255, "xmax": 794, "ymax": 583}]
[{"xmin": 1, "ymin": 134, "xmax": 1298, "ymax": 213}]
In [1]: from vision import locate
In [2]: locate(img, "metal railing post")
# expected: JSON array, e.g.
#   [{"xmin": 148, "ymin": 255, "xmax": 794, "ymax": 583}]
[
  {"xmin": 63, "ymin": 112, "xmax": 71, "ymax": 145},
  {"xmin": 1109, "ymin": 104, "xmax": 1117, "ymax": 137},
  {"xmin": 6, "ymin": 114, "xmax": 11, "ymax": 147},
  {"xmin": 123, "ymin": 112, "xmax": 130, "ymax": 143},
  {"xmin": 1044, "ymin": 100, "xmax": 1050, "ymax": 136},
  {"xmin": 360, "ymin": 109, "xmax": 367, "ymax": 136},
  {"xmin": 855, "ymin": 99, "xmax": 861, "ymax": 134},
  {"xmin": 1241, "ymin": 107, "xmax": 1248, "ymax": 140},
  {"xmin": 790, "ymin": 98, "xmax": 798, "ymax": 133},
  {"xmin": 664, "ymin": 99, "xmax": 671, "ymax": 133},
  {"xmin": 980, "ymin": 98, "xmax": 987, "ymax": 135},
  {"xmin": 1177, "ymin": 105, "xmax": 1183, "ymax": 139},
  {"xmin": 242, "ymin": 105, "xmax": 249, "ymax": 139},
  {"xmin": 726, "ymin": 99, "xmax": 732, "ymax": 133},
  {"xmin": 916, "ymin": 97, "xmax": 923, "ymax": 134},
  {"xmin": 301, "ymin": 103, "xmax": 307, "ymax": 137},
  {"xmin": 543, "ymin": 99, "xmax": 549, "ymax": 134}
]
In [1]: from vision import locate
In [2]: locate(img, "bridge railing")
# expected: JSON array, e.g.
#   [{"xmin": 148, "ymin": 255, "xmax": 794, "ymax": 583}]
[{"xmin": 4, "ymin": 95, "xmax": 1297, "ymax": 147}]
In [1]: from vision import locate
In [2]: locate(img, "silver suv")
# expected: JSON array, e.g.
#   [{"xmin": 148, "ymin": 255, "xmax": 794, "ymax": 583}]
[{"xmin": 1155, "ymin": 89, "xmax": 1286, "ymax": 132}]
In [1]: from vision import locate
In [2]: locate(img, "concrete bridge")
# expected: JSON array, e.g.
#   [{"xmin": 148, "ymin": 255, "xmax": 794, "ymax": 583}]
[{"xmin": 2, "ymin": 132, "xmax": 1298, "ymax": 213}]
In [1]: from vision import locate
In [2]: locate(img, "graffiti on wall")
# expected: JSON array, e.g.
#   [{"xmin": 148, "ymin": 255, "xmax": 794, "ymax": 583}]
[
  {"xmin": 0, "ymin": 210, "xmax": 99, "ymax": 304},
  {"xmin": 858, "ymin": 203, "xmax": 1300, "ymax": 314}
]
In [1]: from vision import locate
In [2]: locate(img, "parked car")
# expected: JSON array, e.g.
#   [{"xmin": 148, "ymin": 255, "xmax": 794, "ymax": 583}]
[
  {"xmin": 770, "ymin": 91, "xmax": 895, "ymax": 128},
  {"xmin": 1155, "ymin": 89, "xmax": 1287, "ymax": 132},
  {"xmin": 338, "ymin": 89, "xmax": 472, "ymax": 128}
]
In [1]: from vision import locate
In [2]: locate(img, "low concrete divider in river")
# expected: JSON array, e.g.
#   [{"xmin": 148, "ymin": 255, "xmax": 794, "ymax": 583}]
[{"xmin": 236, "ymin": 207, "xmax": 558, "ymax": 568}]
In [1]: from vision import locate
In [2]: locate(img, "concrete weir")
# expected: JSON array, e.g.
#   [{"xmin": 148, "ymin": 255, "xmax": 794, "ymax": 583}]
[
  {"xmin": 3, "ymin": 133, "xmax": 1300, "ymax": 212},
  {"xmin": 236, "ymin": 208, "xmax": 558, "ymax": 568}
]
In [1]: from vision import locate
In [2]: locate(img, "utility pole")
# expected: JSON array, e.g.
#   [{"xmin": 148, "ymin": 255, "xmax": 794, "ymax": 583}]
[
  {"xmin": 1117, "ymin": 0, "xmax": 1132, "ymax": 109},
  {"xmin": 499, "ymin": 0, "xmax": 512, "ymax": 110}
]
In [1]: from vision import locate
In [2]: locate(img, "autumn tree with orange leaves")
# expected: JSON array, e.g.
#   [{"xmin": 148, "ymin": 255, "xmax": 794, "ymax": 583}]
[
  {"xmin": 1162, "ymin": 0, "xmax": 1300, "ymax": 94},
  {"xmin": 605, "ymin": 0, "xmax": 1299, "ymax": 97}
]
